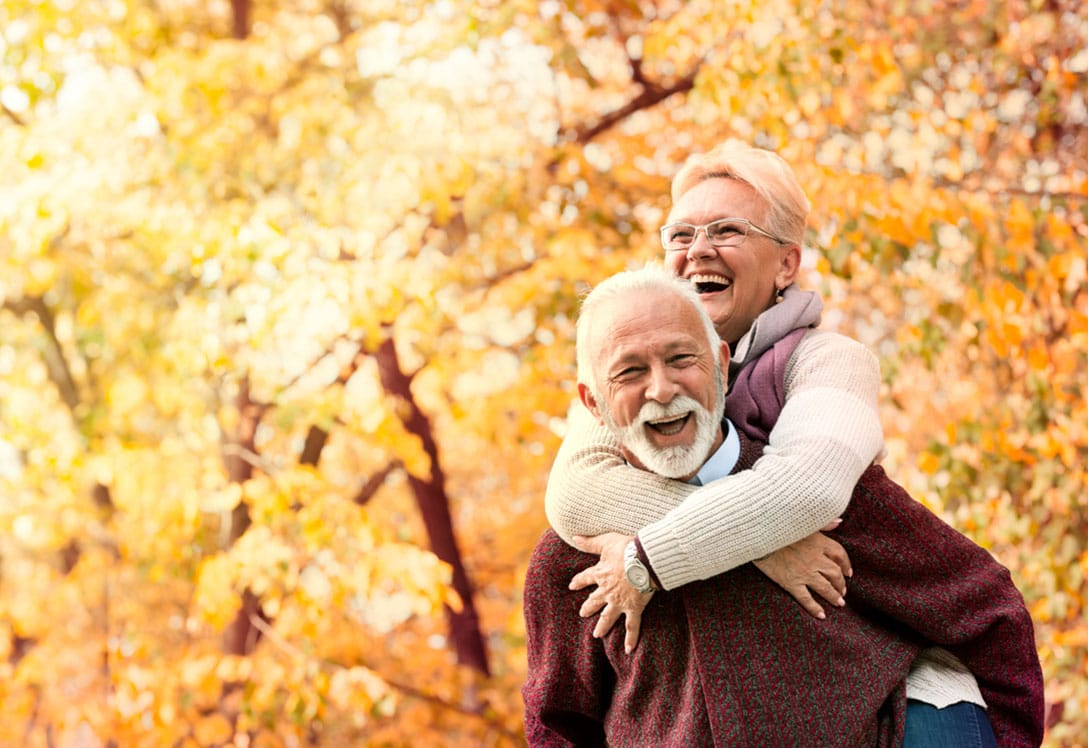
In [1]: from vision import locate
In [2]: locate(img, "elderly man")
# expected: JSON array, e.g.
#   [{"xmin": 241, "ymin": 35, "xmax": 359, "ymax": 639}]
[{"xmin": 521, "ymin": 265, "xmax": 1042, "ymax": 747}]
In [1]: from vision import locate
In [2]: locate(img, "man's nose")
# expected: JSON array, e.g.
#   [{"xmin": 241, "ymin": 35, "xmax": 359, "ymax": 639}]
[{"xmin": 644, "ymin": 365, "xmax": 679, "ymax": 403}]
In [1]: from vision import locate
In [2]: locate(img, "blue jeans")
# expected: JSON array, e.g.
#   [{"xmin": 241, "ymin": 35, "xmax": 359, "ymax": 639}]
[{"xmin": 902, "ymin": 700, "xmax": 997, "ymax": 748}]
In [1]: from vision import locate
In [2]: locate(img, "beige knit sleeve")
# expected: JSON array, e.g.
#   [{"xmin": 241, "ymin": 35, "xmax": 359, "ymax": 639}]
[
  {"xmin": 544, "ymin": 330, "xmax": 885, "ymax": 591},
  {"xmin": 543, "ymin": 402, "xmax": 698, "ymax": 546},
  {"xmin": 639, "ymin": 331, "xmax": 885, "ymax": 588}
]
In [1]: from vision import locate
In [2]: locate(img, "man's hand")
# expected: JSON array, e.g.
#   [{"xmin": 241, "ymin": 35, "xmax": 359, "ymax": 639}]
[
  {"xmin": 569, "ymin": 532, "xmax": 654, "ymax": 653},
  {"xmin": 753, "ymin": 522, "xmax": 852, "ymax": 619}
]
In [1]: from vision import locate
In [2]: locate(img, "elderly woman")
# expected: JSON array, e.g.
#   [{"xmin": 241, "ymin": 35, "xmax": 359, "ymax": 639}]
[{"xmin": 543, "ymin": 142, "xmax": 1043, "ymax": 747}]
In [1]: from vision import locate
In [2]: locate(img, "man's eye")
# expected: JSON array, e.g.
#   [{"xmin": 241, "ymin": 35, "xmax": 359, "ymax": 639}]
[
  {"xmin": 669, "ymin": 354, "xmax": 696, "ymax": 366},
  {"xmin": 668, "ymin": 228, "xmax": 695, "ymax": 242},
  {"xmin": 614, "ymin": 367, "xmax": 644, "ymax": 380}
]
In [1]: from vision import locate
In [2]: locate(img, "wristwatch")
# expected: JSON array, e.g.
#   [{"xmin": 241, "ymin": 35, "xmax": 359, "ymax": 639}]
[{"xmin": 623, "ymin": 539, "xmax": 656, "ymax": 594}]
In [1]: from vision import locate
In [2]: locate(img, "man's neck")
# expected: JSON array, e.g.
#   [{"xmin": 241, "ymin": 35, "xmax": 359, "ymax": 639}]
[{"xmin": 688, "ymin": 419, "xmax": 739, "ymax": 485}]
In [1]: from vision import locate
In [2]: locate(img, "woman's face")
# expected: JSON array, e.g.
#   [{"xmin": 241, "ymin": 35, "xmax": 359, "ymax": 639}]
[{"xmin": 663, "ymin": 177, "xmax": 799, "ymax": 345}]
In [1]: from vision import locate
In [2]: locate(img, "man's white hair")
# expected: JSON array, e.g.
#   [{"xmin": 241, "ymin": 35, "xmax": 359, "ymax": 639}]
[{"xmin": 575, "ymin": 264, "xmax": 721, "ymax": 392}]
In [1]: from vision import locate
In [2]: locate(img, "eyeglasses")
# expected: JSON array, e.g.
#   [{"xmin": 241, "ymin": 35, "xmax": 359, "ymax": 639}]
[{"xmin": 659, "ymin": 217, "xmax": 789, "ymax": 252}]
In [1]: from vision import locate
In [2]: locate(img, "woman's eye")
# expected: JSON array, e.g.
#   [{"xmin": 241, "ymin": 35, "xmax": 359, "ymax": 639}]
[{"xmin": 707, "ymin": 224, "xmax": 741, "ymax": 240}]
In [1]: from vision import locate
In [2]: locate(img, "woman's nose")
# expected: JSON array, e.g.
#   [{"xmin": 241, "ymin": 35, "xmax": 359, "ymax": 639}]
[{"xmin": 686, "ymin": 230, "xmax": 716, "ymax": 261}]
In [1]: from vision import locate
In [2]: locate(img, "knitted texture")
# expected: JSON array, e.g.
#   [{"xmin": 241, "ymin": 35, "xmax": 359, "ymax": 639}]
[
  {"xmin": 728, "ymin": 330, "xmax": 1044, "ymax": 745},
  {"xmin": 826, "ymin": 465, "xmax": 1045, "ymax": 746},
  {"xmin": 522, "ymin": 528, "xmax": 913, "ymax": 747},
  {"xmin": 524, "ymin": 460, "xmax": 1044, "ymax": 746},
  {"xmin": 524, "ymin": 435, "xmax": 914, "ymax": 747},
  {"xmin": 545, "ymin": 288, "xmax": 884, "ymax": 589}
]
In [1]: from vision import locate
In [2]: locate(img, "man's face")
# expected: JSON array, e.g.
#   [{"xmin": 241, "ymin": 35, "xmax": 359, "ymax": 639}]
[
  {"xmin": 581, "ymin": 288, "xmax": 726, "ymax": 480},
  {"xmin": 664, "ymin": 177, "xmax": 797, "ymax": 345}
]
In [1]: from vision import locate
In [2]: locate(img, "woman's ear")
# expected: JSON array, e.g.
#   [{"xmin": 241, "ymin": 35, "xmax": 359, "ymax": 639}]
[{"xmin": 775, "ymin": 242, "xmax": 802, "ymax": 290}]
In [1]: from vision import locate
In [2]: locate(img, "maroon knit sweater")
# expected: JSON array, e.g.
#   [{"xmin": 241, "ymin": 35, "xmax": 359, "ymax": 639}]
[
  {"xmin": 729, "ymin": 329, "xmax": 1045, "ymax": 746},
  {"xmin": 523, "ymin": 433, "xmax": 913, "ymax": 747},
  {"xmin": 523, "ymin": 330, "xmax": 1044, "ymax": 747}
]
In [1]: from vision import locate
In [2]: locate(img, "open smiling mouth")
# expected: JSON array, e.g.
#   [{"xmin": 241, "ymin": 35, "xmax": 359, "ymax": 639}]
[
  {"xmin": 646, "ymin": 413, "xmax": 691, "ymax": 436},
  {"xmin": 689, "ymin": 273, "xmax": 731, "ymax": 294}
]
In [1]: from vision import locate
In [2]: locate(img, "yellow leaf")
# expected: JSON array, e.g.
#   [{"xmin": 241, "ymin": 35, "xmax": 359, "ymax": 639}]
[
  {"xmin": 1003, "ymin": 199, "xmax": 1034, "ymax": 251},
  {"xmin": 193, "ymin": 714, "xmax": 233, "ymax": 745},
  {"xmin": 1026, "ymin": 343, "xmax": 1049, "ymax": 373},
  {"xmin": 194, "ymin": 555, "xmax": 240, "ymax": 629},
  {"xmin": 918, "ymin": 452, "xmax": 941, "ymax": 475}
]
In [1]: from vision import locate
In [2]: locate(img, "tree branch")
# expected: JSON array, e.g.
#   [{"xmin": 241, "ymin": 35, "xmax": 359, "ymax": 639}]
[
  {"xmin": 560, "ymin": 62, "xmax": 702, "ymax": 145},
  {"xmin": 352, "ymin": 462, "xmax": 400, "ymax": 506},
  {"xmin": 2, "ymin": 101, "xmax": 27, "ymax": 127},
  {"xmin": 3, "ymin": 296, "xmax": 80, "ymax": 412}
]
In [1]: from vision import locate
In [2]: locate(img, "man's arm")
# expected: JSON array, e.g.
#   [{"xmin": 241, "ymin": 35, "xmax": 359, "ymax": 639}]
[
  {"xmin": 833, "ymin": 465, "xmax": 1045, "ymax": 747},
  {"xmin": 522, "ymin": 531, "xmax": 613, "ymax": 747},
  {"xmin": 545, "ymin": 331, "xmax": 882, "ymax": 589}
]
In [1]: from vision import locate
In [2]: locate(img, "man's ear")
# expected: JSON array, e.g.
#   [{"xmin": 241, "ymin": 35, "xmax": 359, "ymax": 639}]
[
  {"xmin": 577, "ymin": 382, "xmax": 605, "ymax": 424},
  {"xmin": 718, "ymin": 339, "xmax": 731, "ymax": 372},
  {"xmin": 774, "ymin": 242, "xmax": 802, "ymax": 290}
]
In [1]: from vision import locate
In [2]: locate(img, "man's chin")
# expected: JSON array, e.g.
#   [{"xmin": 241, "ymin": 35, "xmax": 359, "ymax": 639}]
[{"xmin": 631, "ymin": 447, "xmax": 704, "ymax": 481}]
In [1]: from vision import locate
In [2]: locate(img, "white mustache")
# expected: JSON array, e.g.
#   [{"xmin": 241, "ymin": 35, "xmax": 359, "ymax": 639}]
[{"xmin": 635, "ymin": 396, "xmax": 701, "ymax": 427}]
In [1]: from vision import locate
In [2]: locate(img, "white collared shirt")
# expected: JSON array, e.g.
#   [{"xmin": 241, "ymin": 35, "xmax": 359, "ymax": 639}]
[{"xmin": 689, "ymin": 420, "xmax": 740, "ymax": 486}]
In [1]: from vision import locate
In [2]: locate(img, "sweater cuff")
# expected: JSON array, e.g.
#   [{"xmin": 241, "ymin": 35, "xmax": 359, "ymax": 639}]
[
  {"xmin": 636, "ymin": 521, "xmax": 697, "ymax": 591},
  {"xmin": 633, "ymin": 535, "xmax": 663, "ymax": 591}
]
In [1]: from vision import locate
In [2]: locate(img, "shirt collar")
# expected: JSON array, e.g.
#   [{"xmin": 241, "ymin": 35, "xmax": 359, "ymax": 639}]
[{"xmin": 690, "ymin": 419, "xmax": 740, "ymax": 485}]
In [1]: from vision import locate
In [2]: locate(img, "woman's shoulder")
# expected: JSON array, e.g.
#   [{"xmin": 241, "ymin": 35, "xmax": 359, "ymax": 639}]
[
  {"xmin": 795, "ymin": 327, "xmax": 876, "ymax": 359},
  {"xmin": 787, "ymin": 329, "xmax": 881, "ymax": 392}
]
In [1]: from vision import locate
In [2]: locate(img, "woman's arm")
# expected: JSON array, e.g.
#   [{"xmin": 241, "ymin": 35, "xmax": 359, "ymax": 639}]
[
  {"xmin": 544, "ymin": 403, "xmax": 699, "ymax": 544},
  {"xmin": 545, "ymin": 330, "xmax": 884, "ymax": 590},
  {"xmin": 832, "ymin": 465, "xmax": 1045, "ymax": 746}
]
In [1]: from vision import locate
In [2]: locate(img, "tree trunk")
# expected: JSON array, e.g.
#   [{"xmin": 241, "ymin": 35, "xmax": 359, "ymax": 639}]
[
  {"xmin": 221, "ymin": 377, "xmax": 259, "ymax": 656},
  {"xmin": 375, "ymin": 336, "xmax": 490, "ymax": 675},
  {"xmin": 230, "ymin": 0, "xmax": 250, "ymax": 40}
]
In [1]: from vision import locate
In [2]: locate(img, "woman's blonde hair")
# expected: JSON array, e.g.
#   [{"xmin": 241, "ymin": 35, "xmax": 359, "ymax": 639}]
[{"xmin": 671, "ymin": 140, "xmax": 811, "ymax": 246}]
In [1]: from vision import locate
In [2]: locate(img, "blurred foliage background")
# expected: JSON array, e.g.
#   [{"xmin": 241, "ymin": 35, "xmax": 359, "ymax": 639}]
[{"xmin": 1, "ymin": 0, "xmax": 1085, "ymax": 745}]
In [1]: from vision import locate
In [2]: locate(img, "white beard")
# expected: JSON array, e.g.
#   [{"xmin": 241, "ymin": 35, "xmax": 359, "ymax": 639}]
[{"xmin": 600, "ymin": 393, "xmax": 724, "ymax": 480}]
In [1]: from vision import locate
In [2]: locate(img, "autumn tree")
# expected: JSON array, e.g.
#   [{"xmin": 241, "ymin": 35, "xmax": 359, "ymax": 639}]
[{"xmin": 1, "ymin": 0, "xmax": 1085, "ymax": 746}]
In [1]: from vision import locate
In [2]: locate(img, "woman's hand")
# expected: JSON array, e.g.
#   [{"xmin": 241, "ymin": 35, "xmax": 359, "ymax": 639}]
[
  {"xmin": 569, "ymin": 532, "xmax": 654, "ymax": 653},
  {"xmin": 753, "ymin": 522, "xmax": 852, "ymax": 618}
]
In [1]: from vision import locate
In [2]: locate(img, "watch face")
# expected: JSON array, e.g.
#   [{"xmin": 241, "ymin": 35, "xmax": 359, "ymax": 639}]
[{"xmin": 626, "ymin": 564, "xmax": 650, "ymax": 591}]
